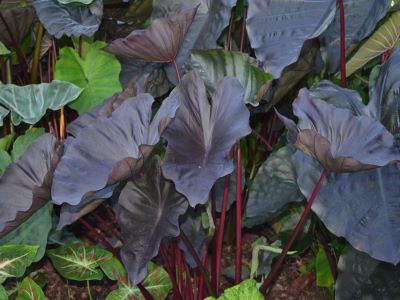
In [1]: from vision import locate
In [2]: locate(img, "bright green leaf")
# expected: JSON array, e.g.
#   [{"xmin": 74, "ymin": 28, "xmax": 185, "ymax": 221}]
[
  {"xmin": 0, "ymin": 134, "xmax": 15, "ymax": 152},
  {"xmin": 11, "ymin": 127, "xmax": 45, "ymax": 161},
  {"xmin": 106, "ymin": 262, "xmax": 171, "ymax": 300},
  {"xmin": 98, "ymin": 256, "xmax": 127, "ymax": 281},
  {"xmin": 316, "ymin": 247, "xmax": 334, "ymax": 288},
  {"xmin": 205, "ymin": 279, "xmax": 263, "ymax": 300},
  {"xmin": 0, "ymin": 42, "xmax": 10, "ymax": 56},
  {"xmin": 346, "ymin": 11, "xmax": 400, "ymax": 77},
  {"xmin": 55, "ymin": 40, "xmax": 122, "ymax": 114},
  {"xmin": 191, "ymin": 49, "xmax": 272, "ymax": 106},
  {"xmin": 0, "ymin": 202, "xmax": 53, "ymax": 262},
  {"xmin": 0, "ymin": 284, "xmax": 7, "ymax": 300},
  {"xmin": 16, "ymin": 278, "xmax": 45, "ymax": 300},
  {"xmin": 47, "ymin": 243, "xmax": 112, "ymax": 281},
  {"xmin": 0, "ymin": 149, "xmax": 12, "ymax": 176},
  {"xmin": 0, "ymin": 80, "xmax": 83, "ymax": 125},
  {"xmin": 0, "ymin": 245, "xmax": 38, "ymax": 284}
]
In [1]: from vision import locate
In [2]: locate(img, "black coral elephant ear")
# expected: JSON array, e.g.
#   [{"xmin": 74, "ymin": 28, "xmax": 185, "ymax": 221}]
[
  {"xmin": 276, "ymin": 88, "xmax": 400, "ymax": 173},
  {"xmin": 104, "ymin": 6, "xmax": 198, "ymax": 63}
]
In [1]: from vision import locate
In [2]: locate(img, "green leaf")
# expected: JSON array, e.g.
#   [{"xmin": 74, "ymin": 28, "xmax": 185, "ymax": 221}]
[
  {"xmin": 0, "ymin": 134, "xmax": 15, "ymax": 151},
  {"xmin": 0, "ymin": 202, "xmax": 53, "ymax": 262},
  {"xmin": 55, "ymin": 40, "xmax": 122, "ymax": 114},
  {"xmin": 105, "ymin": 262, "xmax": 172, "ymax": 300},
  {"xmin": 0, "ymin": 106, "xmax": 9, "ymax": 127},
  {"xmin": 98, "ymin": 256, "xmax": 127, "ymax": 281},
  {"xmin": 191, "ymin": 49, "xmax": 272, "ymax": 106},
  {"xmin": 0, "ymin": 80, "xmax": 83, "ymax": 125},
  {"xmin": 205, "ymin": 279, "xmax": 263, "ymax": 300},
  {"xmin": 0, "ymin": 245, "xmax": 38, "ymax": 284},
  {"xmin": 316, "ymin": 246, "xmax": 334, "ymax": 288},
  {"xmin": 0, "ymin": 42, "xmax": 10, "ymax": 55},
  {"xmin": 47, "ymin": 243, "xmax": 112, "ymax": 281},
  {"xmin": 0, "ymin": 149, "xmax": 12, "ymax": 176},
  {"xmin": 0, "ymin": 284, "xmax": 7, "ymax": 300},
  {"xmin": 16, "ymin": 278, "xmax": 45, "ymax": 300},
  {"xmin": 11, "ymin": 127, "xmax": 45, "ymax": 161},
  {"xmin": 57, "ymin": 0, "xmax": 94, "ymax": 4},
  {"xmin": 346, "ymin": 11, "xmax": 400, "ymax": 77}
]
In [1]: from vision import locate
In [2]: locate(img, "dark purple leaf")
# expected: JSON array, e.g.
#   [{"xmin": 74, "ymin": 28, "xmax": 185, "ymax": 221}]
[
  {"xmin": 117, "ymin": 156, "xmax": 188, "ymax": 283},
  {"xmin": 162, "ymin": 72, "xmax": 251, "ymax": 206}
]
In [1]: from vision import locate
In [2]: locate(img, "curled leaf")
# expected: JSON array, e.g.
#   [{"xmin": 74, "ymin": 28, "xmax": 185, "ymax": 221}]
[
  {"xmin": 162, "ymin": 72, "xmax": 251, "ymax": 206},
  {"xmin": 276, "ymin": 88, "xmax": 400, "ymax": 172},
  {"xmin": 105, "ymin": 6, "xmax": 198, "ymax": 63},
  {"xmin": 117, "ymin": 156, "xmax": 188, "ymax": 283}
]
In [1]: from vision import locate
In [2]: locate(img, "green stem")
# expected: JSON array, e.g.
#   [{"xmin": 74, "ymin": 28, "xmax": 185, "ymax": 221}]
[
  {"xmin": 31, "ymin": 23, "xmax": 44, "ymax": 83},
  {"xmin": 86, "ymin": 280, "xmax": 93, "ymax": 300}
]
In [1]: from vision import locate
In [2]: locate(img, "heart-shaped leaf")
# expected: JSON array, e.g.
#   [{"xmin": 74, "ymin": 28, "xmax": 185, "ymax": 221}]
[
  {"xmin": 47, "ymin": 243, "xmax": 112, "ymax": 281},
  {"xmin": 55, "ymin": 41, "xmax": 122, "ymax": 114},
  {"xmin": 245, "ymin": 145, "xmax": 303, "ymax": 228},
  {"xmin": 33, "ymin": 0, "xmax": 103, "ymax": 38},
  {"xmin": 16, "ymin": 277, "xmax": 45, "ymax": 300},
  {"xmin": 205, "ymin": 279, "xmax": 263, "ymax": 300},
  {"xmin": 191, "ymin": 49, "xmax": 272, "ymax": 106},
  {"xmin": 320, "ymin": 0, "xmax": 391, "ymax": 73},
  {"xmin": 105, "ymin": 262, "xmax": 172, "ymax": 300},
  {"xmin": 98, "ymin": 255, "xmax": 127, "ymax": 281},
  {"xmin": 0, "ymin": 80, "xmax": 82, "ymax": 125},
  {"xmin": 105, "ymin": 6, "xmax": 197, "ymax": 63},
  {"xmin": 52, "ymin": 90, "xmax": 180, "ymax": 207},
  {"xmin": 246, "ymin": 0, "xmax": 336, "ymax": 78},
  {"xmin": 0, "ymin": 245, "xmax": 38, "ymax": 284},
  {"xmin": 0, "ymin": 202, "xmax": 52, "ymax": 262},
  {"xmin": 335, "ymin": 245, "xmax": 400, "ymax": 300},
  {"xmin": 346, "ymin": 10, "xmax": 400, "ymax": 77},
  {"xmin": 276, "ymin": 88, "xmax": 400, "ymax": 172},
  {"xmin": 162, "ymin": 72, "xmax": 251, "ymax": 206},
  {"xmin": 0, "ymin": 134, "xmax": 63, "ymax": 237},
  {"xmin": 117, "ymin": 156, "xmax": 188, "ymax": 283}
]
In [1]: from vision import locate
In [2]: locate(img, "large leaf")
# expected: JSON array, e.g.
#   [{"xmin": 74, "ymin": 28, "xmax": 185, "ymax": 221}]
[
  {"xmin": 151, "ymin": 0, "xmax": 236, "ymax": 83},
  {"xmin": 105, "ymin": 262, "xmax": 172, "ymax": 300},
  {"xmin": 105, "ymin": 6, "xmax": 197, "ymax": 63},
  {"xmin": 0, "ymin": 81, "xmax": 82, "ymax": 125},
  {"xmin": 346, "ymin": 10, "xmax": 400, "ymax": 77},
  {"xmin": 162, "ymin": 72, "xmax": 251, "ymax": 206},
  {"xmin": 0, "ymin": 106, "xmax": 9, "ymax": 127},
  {"xmin": 98, "ymin": 255, "xmax": 127, "ymax": 281},
  {"xmin": 0, "ymin": 202, "xmax": 53, "ymax": 262},
  {"xmin": 0, "ymin": 285, "xmax": 7, "ymax": 299},
  {"xmin": 205, "ymin": 279, "xmax": 263, "ymax": 300},
  {"xmin": 55, "ymin": 41, "xmax": 122, "ymax": 114},
  {"xmin": 52, "ymin": 90, "xmax": 180, "ymax": 206},
  {"xmin": 16, "ymin": 277, "xmax": 45, "ymax": 300},
  {"xmin": 33, "ymin": 0, "xmax": 103, "ymax": 38},
  {"xmin": 276, "ymin": 88, "xmax": 400, "ymax": 172},
  {"xmin": 246, "ymin": 0, "xmax": 336, "ymax": 78},
  {"xmin": 47, "ymin": 243, "xmax": 112, "ymax": 281},
  {"xmin": 117, "ymin": 156, "xmax": 188, "ymax": 283},
  {"xmin": 191, "ymin": 49, "xmax": 272, "ymax": 106},
  {"xmin": 0, "ymin": 150, "xmax": 12, "ymax": 177},
  {"xmin": 0, "ymin": 245, "xmax": 38, "ymax": 284},
  {"xmin": 367, "ymin": 48, "xmax": 400, "ymax": 136},
  {"xmin": 245, "ymin": 145, "xmax": 303, "ymax": 228},
  {"xmin": 335, "ymin": 245, "xmax": 400, "ymax": 300},
  {"xmin": 294, "ymin": 151, "xmax": 400, "ymax": 264},
  {"xmin": 320, "ymin": 0, "xmax": 391, "ymax": 74},
  {"xmin": 11, "ymin": 127, "xmax": 45, "ymax": 161},
  {"xmin": 0, "ymin": 134, "xmax": 63, "ymax": 237}
]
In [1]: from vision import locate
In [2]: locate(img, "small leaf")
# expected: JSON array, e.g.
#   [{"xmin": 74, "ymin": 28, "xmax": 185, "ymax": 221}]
[
  {"xmin": 55, "ymin": 41, "xmax": 121, "ymax": 114},
  {"xmin": 0, "ymin": 81, "xmax": 82, "ymax": 125},
  {"xmin": 346, "ymin": 10, "xmax": 400, "ymax": 77},
  {"xmin": 162, "ymin": 72, "xmax": 251, "ymax": 206},
  {"xmin": 205, "ymin": 279, "xmax": 263, "ymax": 300},
  {"xmin": 11, "ymin": 127, "xmax": 45, "ymax": 161},
  {"xmin": 98, "ymin": 256, "xmax": 127, "ymax": 281},
  {"xmin": 191, "ymin": 49, "xmax": 272, "ymax": 106},
  {"xmin": 117, "ymin": 156, "xmax": 188, "ymax": 283},
  {"xmin": 316, "ymin": 246, "xmax": 334, "ymax": 288},
  {"xmin": 0, "ymin": 245, "xmax": 38, "ymax": 284},
  {"xmin": 0, "ymin": 41, "xmax": 10, "ymax": 55},
  {"xmin": 33, "ymin": 0, "xmax": 102, "ymax": 38},
  {"xmin": 16, "ymin": 277, "xmax": 45, "ymax": 300},
  {"xmin": 47, "ymin": 243, "xmax": 112, "ymax": 281},
  {"xmin": 105, "ymin": 6, "xmax": 197, "ymax": 63}
]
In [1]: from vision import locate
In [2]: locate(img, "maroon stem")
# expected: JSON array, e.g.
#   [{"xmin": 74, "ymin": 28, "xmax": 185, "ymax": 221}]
[
  {"xmin": 239, "ymin": 7, "xmax": 248, "ymax": 52},
  {"xmin": 173, "ymin": 59, "xmax": 181, "ymax": 83},
  {"xmin": 339, "ymin": 0, "xmax": 346, "ymax": 88},
  {"xmin": 260, "ymin": 169, "xmax": 328, "ymax": 294},
  {"xmin": 160, "ymin": 243, "xmax": 182, "ymax": 300},
  {"xmin": 137, "ymin": 283, "xmax": 154, "ymax": 300},
  {"xmin": 182, "ymin": 255, "xmax": 194, "ymax": 300},
  {"xmin": 226, "ymin": 9, "xmax": 235, "ymax": 50},
  {"xmin": 93, "ymin": 212, "xmax": 123, "ymax": 242},
  {"xmin": 235, "ymin": 144, "xmax": 243, "ymax": 284},
  {"xmin": 211, "ymin": 186, "xmax": 217, "ymax": 292},
  {"xmin": 252, "ymin": 129, "xmax": 273, "ymax": 151},
  {"xmin": 215, "ymin": 175, "xmax": 230, "ymax": 294},
  {"xmin": 79, "ymin": 218, "xmax": 117, "ymax": 256},
  {"xmin": 197, "ymin": 254, "xmax": 208, "ymax": 300},
  {"xmin": 175, "ymin": 241, "xmax": 184, "ymax": 293}
]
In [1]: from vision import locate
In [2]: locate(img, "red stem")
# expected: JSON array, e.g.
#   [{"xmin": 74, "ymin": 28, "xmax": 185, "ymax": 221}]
[
  {"xmin": 226, "ymin": 9, "xmax": 235, "ymax": 51},
  {"xmin": 182, "ymin": 255, "xmax": 194, "ymax": 300},
  {"xmin": 252, "ymin": 129, "xmax": 273, "ymax": 151},
  {"xmin": 215, "ymin": 175, "xmax": 230, "ymax": 294},
  {"xmin": 235, "ymin": 144, "xmax": 242, "ymax": 284},
  {"xmin": 175, "ymin": 241, "xmax": 184, "ymax": 293},
  {"xmin": 239, "ymin": 7, "xmax": 248, "ymax": 52},
  {"xmin": 137, "ymin": 283, "xmax": 154, "ymax": 300},
  {"xmin": 173, "ymin": 59, "xmax": 181, "ymax": 83},
  {"xmin": 339, "ymin": 0, "xmax": 346, "ymax": 87},
  {"xmin": 159, "ymin": 243, "xmax": 182, "ymax": 300},
  {"xmin": 104, "ymin": 204, "xmax": 119, "ymax": 226},
  {"xmin": 93, "ymin": 212, "xmax": 123, "ymax": 242},
  {"xmin": 259, "ymin": 169, "xmax": 328, "ymax": 294},
  {"xmin": 197, "ymin": 254, "xmax": 208, "ymax": 300},
  {"xmin": 211, "ymin": 186, "xmax": 217, "ymax": 292}
]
